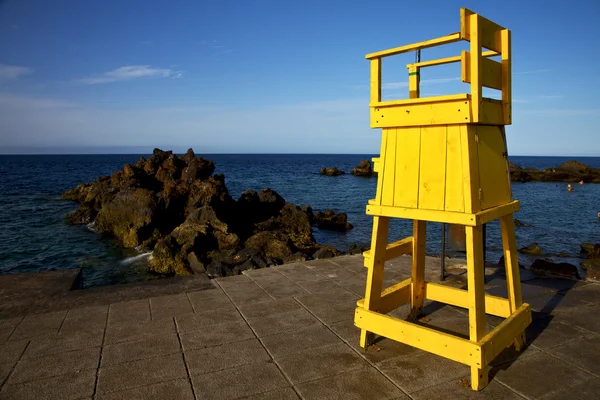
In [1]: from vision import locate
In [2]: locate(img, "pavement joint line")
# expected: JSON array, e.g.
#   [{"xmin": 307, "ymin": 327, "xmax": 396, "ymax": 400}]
[
  {"xmin": 185, "ymin": 292, "xmax": 197, "ymax": 314},
  {"xmin": 245, "ymin": 269, "xmax": 311, "ymax": 296},
  {"xmin": 214, "ymin": 279, "xmax": 304, "ymax": 400},
  {"xmin": 0, "ymin": 340, "xmax": 30, "ymax": 392},
  {"xmin": 91, "ymin": 304, "xmax": 110, "ymax": 400},
  {"xmin": 291, "ymin": 296, "xmax": 415, "ymax": 400},
  {"xmin": 174, "ymin": 317, "xmax": 198, "ymax": 400},
  {"xmin": 238, "ymin": 275, "xmax": 277, "ymax": 301},
  {"xmin": 536, "ymin": 337, "xmax": 600, "ymax": 379},
  {"xmin": 57, "ymin": 308, "xmax": 72, "ymax": 335},
  {"xmin": 493, "ymin": 377, "xmax": 530, "ymax": 399},
  {"xmin": 4, "ymin": 315, "xmax": 25, "ymax": 343},
  {"xmin": 148, "ymin": 298, "xmax": 154, "ymax": 321}
]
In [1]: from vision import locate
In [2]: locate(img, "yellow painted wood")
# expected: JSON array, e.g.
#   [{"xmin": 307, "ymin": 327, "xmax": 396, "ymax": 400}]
[
  {"xmin": 366, "ymin": 33, "xmax": 462, "ymax": 60},
  {"xmin": 469, "ymin": 14, "xmax": 482, "ymax": 124},
  {"xmin": 374, "ymin": 131, "xmax": 388, "ymax": 205},
  {"xmin": 409, "ymin": 220, "xmax": 426, "ymax": 320},
  {"xmin": 462, "ymin": 51, "xmax": 503, "ymax": 90},
  {"xmin": 370, "ymin": 59, "xmax": 381, "ymax": 104},
  {"xmin": 371, "ymin": 99, "xmax": 472, "ymax": 128},
  {"xmin": 381, "ymin": 129, "xmax": 397, "ymax": 207},
  {"xmin": 476, "ymin": 125, "xmax": 512, "ymax": 210},
  {"xmin": 425, "ymin": 283, "xmax": 511, "ymax": 318},
  {"xmin": 360, "ymin": 216, "xmax": 390, "ymax": 348},
  {"xmin": 500, "ymin": 213, "xmax": 526, "ymax": 351},
  {"xmin": 394, "ymin": 127, "xmax": 421, "ymax": 208},
  {"xmin": 465, "ymin": 225, "xmax": 488, "ymax": 390},
  {"xmin": 444, "ymin": 125, "xmax": 465, "ymax": 212},
  {"xmin": 408, "ymin": 65, "xmax": 420, "ymax": 99},
  {"xmin": 480, "ymin": 99, "xmax": 505, "ymax": 125},
  {"xmin": 475, "ymin": 200, "xmax": 520, "ymax": 225},
  {"xmin": 461, "ymin": 8, "xmax": 505, "ymax": 52},
  {"xmin": 418, "ymin": 127, "xmax": 447, "ymax": 210},
  {"xmin": 372, "ymin": 157, "xmax": 381, "ymax": 173},
  {"xmin": 408, "ymin": 50, "xmax": 498, "ymax": 69},
  {"xmin": 501, "ymin": 29, "xmax": 512, "ymax": 125},
  {"xmin": 355, "ymin": 308, "xmax": 483, "ymax": 367},
  {"xmin": 480, "ymin": 303, "xmax": 531, "ymax": 365},
  {"xmin": 460, "ymin": 125, "xmax": 480, "ymax": 213},
  {"xmin": 356, "ymin": 277, "xmax": 412, "ymax": 314},
  {"xmin": 372, "ymin": 94, "xmax": 469, "ymax": 107},
  {"xmin": 367, "ymin": 204, "xmax": 477, "ymax": 225},
  {"xmin": 363, "ymin": 236, "xmax": 413, "ymax": 263}
]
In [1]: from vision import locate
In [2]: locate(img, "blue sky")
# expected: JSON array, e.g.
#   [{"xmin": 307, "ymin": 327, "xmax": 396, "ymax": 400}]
[{"xmin": 0, "ymin": 0, "xmax": 598, "ymax": 155}]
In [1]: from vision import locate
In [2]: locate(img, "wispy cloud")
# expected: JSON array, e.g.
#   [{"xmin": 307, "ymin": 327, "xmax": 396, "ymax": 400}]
[
  {"xmin": 0, "ymin": 64, "xmax": 33, "ymax": 80},
  {"xmin": 79, "ymin": 65, "xmax": 181, "ymax": 84},
  {"xmin": 521, "ymin": 109, "xmax": 599, "ymax": 116},
  {"xmin": 514, "ymin": 69, "xmax": 549, "ymax": 75},
  {"xmin": 199, "ymin": 40, "xmax": 234, "ymax": 56},
  {"xmin": 383, "ymin": 77, "xmax": 460, "ymax": 90}
]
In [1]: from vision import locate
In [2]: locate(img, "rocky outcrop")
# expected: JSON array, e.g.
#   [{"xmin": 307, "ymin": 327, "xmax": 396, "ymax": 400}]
[
  {"xmin": 314, "ymin": 210, "xmax": 353, "ymax": 231},
  {"xmin": 519, "ymin": 242, "xmax": 543, "ymax": 256},
  {"xmin": 514, "ymin": 219, "xmax": 532, "ymax": 227},
  {"xmin": 351, "ymin": 160, "xmax": 376, "ymax": 177},
  {"xmin": 531, "ymin": 259, "xmax": 580, "ymax": 279},
  {"xmin": 509, "ymin": 160, "xmax": 600, "ymax": 183},
  {"xmin": 63, "ymin": 148, "xmax": 351, "ymax": 278},
  {"xmin": 320, "ymin": 168, "xmax": 345, "ymax": 176}
]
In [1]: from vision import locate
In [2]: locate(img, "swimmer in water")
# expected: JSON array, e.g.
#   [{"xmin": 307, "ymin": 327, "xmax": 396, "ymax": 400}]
[
  {"xmin": 567, "ymin": 184, "xmax": 574, "ymax": 192},
  {"xmin": 580, "ymin": 180, "xmax": 584, "ymax": 185}
]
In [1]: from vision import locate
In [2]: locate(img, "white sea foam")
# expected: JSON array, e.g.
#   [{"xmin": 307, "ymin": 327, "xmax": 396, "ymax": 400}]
[
  {"xmin": 86, "ymin": 222, "xmax": 96, "ymax": 232},
  {"xmin": 121, "ymin": 252, "xmax": 152, "ymax": 265}
]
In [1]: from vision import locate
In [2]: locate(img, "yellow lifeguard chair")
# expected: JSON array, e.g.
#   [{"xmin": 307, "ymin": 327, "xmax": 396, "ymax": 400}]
[{"xmin": 354, "ymin": 8, "xmax": 532, "ymax": 391}]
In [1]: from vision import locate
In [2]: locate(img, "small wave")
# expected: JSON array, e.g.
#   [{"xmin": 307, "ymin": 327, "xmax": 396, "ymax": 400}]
[
  {"xmin": 86, "ymin": 222, "xmax": 96, "ymax": 232},
  {"xmin": 121, "ymin": 252, "xmax": 153, "ymax": 265}
]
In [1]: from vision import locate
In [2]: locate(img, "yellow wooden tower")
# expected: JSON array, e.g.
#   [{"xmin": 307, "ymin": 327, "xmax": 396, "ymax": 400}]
[{"xmin": 354, "ymin": 8, "xmax": 531, "ymax": 391}]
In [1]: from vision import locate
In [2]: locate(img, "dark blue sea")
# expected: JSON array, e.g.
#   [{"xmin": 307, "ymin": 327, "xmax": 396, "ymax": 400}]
[{"xmin": 1, "ymin": 154, "xmax": 600, "ymax": 288}]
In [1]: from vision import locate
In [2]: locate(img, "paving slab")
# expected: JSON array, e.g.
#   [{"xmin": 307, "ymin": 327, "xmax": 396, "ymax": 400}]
[
  {"xmin": 240, "ymin": 387, "xmax": 300, "ymax": 400},
  {"xmin": 59, "ymin": 305, "xmax": 108, "ymax": 335},
  {"xmin": 150, "ymin": 293, "xmax": 195, "ymax": 320},
  {"xmin": 8, "ymin": 310, "xmax": 67, "ymax": 341},
  {"xmin": 0, "ymin": 362, "xmax": 15, "ymax": 386},
  {"xmin": 552, "ymin": 303, "xmax": 600, "ymax": 333},
  {"xmin": 260, "ymin": 324, "xmax": 343, "ymax": 358},
  {"xmin": 237, "ymin": 297, "xmax": 302, "ymax": 320},
  {"xmin": 23, "ymin": 328, "xmax": 104, "ymax": 359},
  {"xmin": 179, "ymin": 320, "xmax": 254, "ymax": 350},
  {"xmin": 255, "ymin": 281, "xmax": 310, "ymax": 300},
  {"xmin": 526, "ymin": 314, "xmax": 594, "ymax": 350},
  {"xmin": 176, "ymin": 305, "xmax": 243, "ymax": 330},
  {"xmin": 275, "ymin": 342, "xmax": 368, "ymax": 384},
  {"xmin": 377, "ymin": 350, "xmax": 470, "ymax": 394},
  {"xmin": 247, "ymin": 307, "xmax": 321, "ymax": 337},
  {"xmin": 185, "ymin": 338, "xmax": 270, "ymax": 375},
  {"xmin": 411, "ymin": 375, "xmax": 523, "ymax": 399},
  {"xmin": 0, "ymin": 317, "xmax": 23, "ymax": 343},
  {"xmin": 0, "ymin": 368, "xmax": 96, "ymax": 400},
  {"xmin": 191, "ymin": 361, "xmax": 289, "ymax": 400},
  {"xmin": 97, "ymin": 353, "xmax": 187, "ymax": 394},
  {"xmin": 491, "ymin": 349, "xmax": 594, "ymax": 399},
  {"xmin": 547, "ymin": 334, "xmax": 600, "ymax": 375},
  {"xmin": 220, "ymin": 281, "xmax": 274, "ymax": 304},
  {"xmin": 539, "ymin": 375, "xmax": 600, "ymax": 400},
  {"xmin": 0, "ymin": 340, "xmax": 28, "ymax": 364},
  {"xmin": 102, "ymin": 332, "xmax": 181, "ymax": 366},
  {"xmin": 295, "ymin": 291, "xmax": 360, "ymax": 324},
  {"xmin": 186, "ymin": 288, "xmax": 234, "ymax": 312},
  {"xmin": 8, "ymin": 347, "xmax": 100, "ymax": 384},
  {"xmin": 295, "ymin": 366, "xmax": 407, "ymax": 400},
  {"xmin": 108, "ymin": 299, "xmax": 150, "ymax": 323},
  {"xmin": 95, "ymin": 378, "xmax": 195, "ymax": 400},
  {"xmin": 295, "ymin": 278, "xmax": 354, "ymax": 296},
  {"xmin": 104, "ymin": 316, "xmax": 176, "ymax": 345}
]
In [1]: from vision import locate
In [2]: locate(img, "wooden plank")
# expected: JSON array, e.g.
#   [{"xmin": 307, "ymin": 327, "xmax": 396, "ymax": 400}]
[
  {"xmin": 462, "ymin": 51, "xmax": 503, "ymax": 90},
  {"xmin": 370, "ymin": 59, "xmax": 381, "ymax": 104},
  {"xmin": 460, "ymin": 125, "xmax": 480, "ymax": 213},
  {"xmin": 409, "ymin": 220, "xmax": 427, "ymax": 319},
  {"xmin": 360, "ymin": 216, "xmax": 390, "ymax": 348},
  {"xmin": 444, "ymin": 125, "xmax": 465, "ymax": 212},
  {"xmin": 466, "ymin": 225, "xmax": 488, "ymax": 390},
  {"xmin": 480, "ymin": 304, "xmax": 531, "ymax": 365},
  {"xmin": 408, "ymin": 65, "xmax": 420, "ymax": 99},
  {"xmin": 479, "ymin": 99, "xmax": 505, "ymax": 125},
  {"xmin": 501, "ymin": 29, "xmax": 512, "ymax": 125},
  {"xmin": 469, "ymin": 14, "xmax": 482, "ymax": 123},
  {"xmin": 371, "ymin": 100, "xmax": 472, "ymax": 128},
  {"xmin": 394, "ymin": 127, "xmax": 421, "ymax": 208},
  {"xmin": 366, "ymin": 204, "xmax": 477, "ymax": 226},
  {"xmin": 476, "ymin": 125, "xmax": 512, "ymax": 210},
  {"xmin": 374, "ymin": 131, "xmax": 388, "ymax": 205},
  {"xmin": 418, "ymin": 126, "xmax": 447, "ymax": 211},
  {"xmin": 363, "ymin": 237, "xmax": 413, "ymax": 262},
  {"xmin": 475, "ymin": 200, "xmax": 520, "ymax": 225},
  {"xmin": 408, "ymin": 50, "xmax": 498, "ymax": 69},
  {"xmin": 425, "ymin": 283, "xmax": 511, "ymax": 318},
  {"xmin": 371, "ymin": 93, "xmax": 468, "ymax": 107},
  {"xmin": 461, "ymin": 8, "xmax": 505, "ymax": 52},
  {"xmin": 357, "ymin": 277, "xmax": 412, "ymax": 314},
  {"xmin": 381, "ymin": 129, "xmax": 397, "ymax": 207},
  {"xmin": 366, "ymin": 33, "xmax": 462, "ymax": 60},
  {"xmin": 354, "ymin": 308, "xmax": 483, "ymax": 367}
]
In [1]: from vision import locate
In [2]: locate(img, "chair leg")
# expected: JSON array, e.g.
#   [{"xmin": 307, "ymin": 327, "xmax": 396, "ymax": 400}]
[
  {"xmin": 466, "ymin": 225, "xmax": 489, "ymax": 390},
  {"xmin": 408, "ymin": 220, "xmax": 426, "ymax": 320},
  {"xmin": 500, "ymin": 213, "xmax": 526, "ymax": 351},
  {"xmin": 360, "ymin": 216, "xmax": 390, "ymax": 348}
]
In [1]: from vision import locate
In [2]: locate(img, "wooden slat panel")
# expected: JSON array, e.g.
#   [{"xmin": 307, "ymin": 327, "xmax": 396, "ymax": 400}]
[
  {"xmin": 418, "ymin": 127, "xmax": 447, "ymax": 210},
  {"xmin": 371, "ymin": 99, "xmax": 472, "ymax": 128},
  {"xmin": 370, "ymin": 59, "xmax": 381, "ymax": 104},
  {"xmin": 381, "ymin": 129, "xmax": 397, "ymax": 206},
  {"xmin": 366, "ymin": 204, "xmax": 478, "ymax": 226},
  {"xmin": 460, "ymin": 125, "xmax": 480, "ymax": 213},
  {"xmin": 462, "ymin": 51, "xmax": 503, "ymax": 90},
  {"xmin": 501, "ymin": 29, "xmax": 512, "ymax": 125},
  {"xmin": 444, "ymin": 125, "xmax": 465, "ymax": 212},
  {"xmin": 374, "ymin": 130, "xmax": 388, "ymax": 205},
  {"xmin": 477, "ymin": 125, "xmax": 511, "ymax": 210},
  {"xmin": 394, "ymin": 127, "xmax": 420, "ymax": 208},
  {"xmin": 461, "ymin": 9, "xmax": 504, "ymax": 52}
]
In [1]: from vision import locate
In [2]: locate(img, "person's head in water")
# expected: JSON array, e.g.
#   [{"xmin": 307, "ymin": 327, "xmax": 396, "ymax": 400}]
[
  {"xmin": 568, "ymin": 184, "xmax": 574, "ymax": 192},
  {"xmin": 580, "ymin": 180, "xmax": 584, "ymax": 185}
]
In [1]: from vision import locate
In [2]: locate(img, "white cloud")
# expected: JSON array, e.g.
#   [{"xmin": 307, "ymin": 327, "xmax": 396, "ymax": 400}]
[
  {"xmin": 79, "ymin": 65, "xmax": 180, "ymax": 84},
  {"xmin": 0, "ymin": 64, "xmax": 33, "ymax": 80}
]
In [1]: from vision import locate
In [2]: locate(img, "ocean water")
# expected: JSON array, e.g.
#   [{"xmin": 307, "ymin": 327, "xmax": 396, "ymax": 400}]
[{"xmin": 1, "ymin": 154, "xmax": 599, "ymax": 288}]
